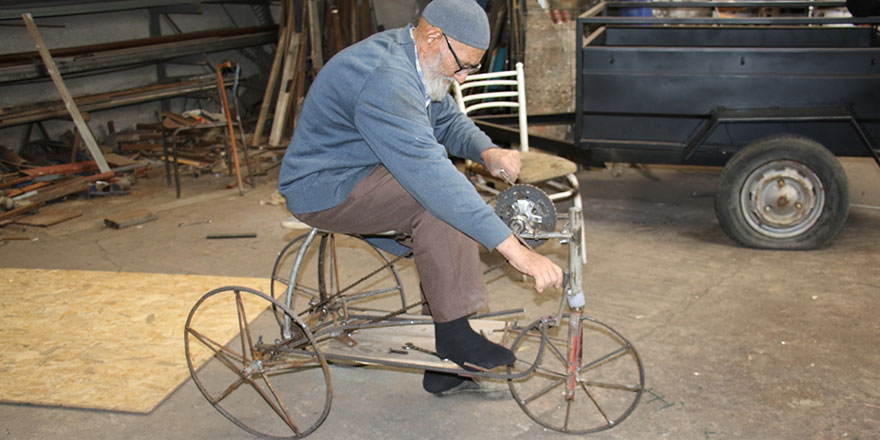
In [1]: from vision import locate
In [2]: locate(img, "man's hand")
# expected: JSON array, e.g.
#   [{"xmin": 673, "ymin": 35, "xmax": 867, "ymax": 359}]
[
  {"xmin": 481, "ymin": 147, "xmax": 521, "ymax": 183},
  {"xmin": 495, "ymin": 234, "xmax": 563, "ymax": 293}
]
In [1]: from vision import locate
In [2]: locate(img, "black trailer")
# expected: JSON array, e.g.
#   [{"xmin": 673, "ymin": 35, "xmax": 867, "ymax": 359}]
[{"xmin": 474, "ymin": 1, "xmax": 880, "ymax": 249}]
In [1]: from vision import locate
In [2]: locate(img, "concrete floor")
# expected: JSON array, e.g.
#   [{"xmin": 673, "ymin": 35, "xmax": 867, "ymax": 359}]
[{"xmin": 1, "ymin": 158, "xmax": 879, "ymax": 439}]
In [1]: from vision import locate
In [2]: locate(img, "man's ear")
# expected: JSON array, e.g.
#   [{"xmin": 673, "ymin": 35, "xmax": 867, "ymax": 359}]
[{"xmin": 423, "ymin": 25, "xmax": 443, "ymax": 44}]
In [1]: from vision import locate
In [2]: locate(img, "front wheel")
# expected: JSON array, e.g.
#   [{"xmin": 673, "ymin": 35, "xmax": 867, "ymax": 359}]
[{"xmin": 715, "ymin": 135, "xmax": 849, "ymax": 250}]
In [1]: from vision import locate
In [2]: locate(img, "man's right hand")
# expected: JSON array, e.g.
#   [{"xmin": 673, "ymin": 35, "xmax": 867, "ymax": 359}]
[{"xmin": 495, "ymin": 234, "xmax": 563, "ymax": 293}]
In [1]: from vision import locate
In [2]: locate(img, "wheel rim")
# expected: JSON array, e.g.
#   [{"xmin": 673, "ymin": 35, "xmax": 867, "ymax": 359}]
[{"xmin": 740, "ymin": 160, "xmax": 825, "ymax": 239}]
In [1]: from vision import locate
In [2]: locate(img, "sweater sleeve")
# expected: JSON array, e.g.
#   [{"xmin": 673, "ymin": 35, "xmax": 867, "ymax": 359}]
[
  {"xmin": 430, "ymin": 95, "xmax": 496, "ymax": 164},
  {"xmin": 352, "ymin": 67, "xmax": 511, "ymax": 251}
]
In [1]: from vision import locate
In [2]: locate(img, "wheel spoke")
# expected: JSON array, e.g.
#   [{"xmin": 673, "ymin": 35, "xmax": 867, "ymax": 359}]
[
  {"xmin": 209, "ymin": 376, "xmax": 247, "ymax": 405},
  {"xmin": 579, "ymin": 346, "xmax": 629, "ymax": 373},
  {"xmin": 579, "ymin": 382, "xmax": 611, "ymax": 425},
  {"xmin": 544, "ymin": 333, "xmax": 568, "ymax": 366},
  {"xmin": 234, "ymin": 290, "xmax": 255, "ymax": 362},
  {"xmin": 563, "ymin": 398, "xmax": 573, "ymax": 432},
  {"xmin": 186, "ymin": 326, "xmax": 245, "ymax": 367},
  {"xmin": 262, "ymin": 375, "xmax": 300, "ymax": 434},
  {"xmin": 583, "ymin": 380, "xmax": 642, "ymax": 392},
  {"xmin": 335, "ymin": 251, "xmax": 411, "ymax": 297},
  {"xmin": 521, "ymin": 377, "xmax": 565, "ymax": 405},
  {"xmin": 249, "ymin": 376, "xmax": 300, "ymax": 435},
  {"xmin": 531, "ymin": 365, "xmax": 567, "ymax": 380}
]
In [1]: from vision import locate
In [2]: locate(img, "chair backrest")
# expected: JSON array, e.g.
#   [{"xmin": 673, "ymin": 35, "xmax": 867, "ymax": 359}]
[{"xmin": 452, "ymin": 62, "xmax": 529, "ymax": 151}]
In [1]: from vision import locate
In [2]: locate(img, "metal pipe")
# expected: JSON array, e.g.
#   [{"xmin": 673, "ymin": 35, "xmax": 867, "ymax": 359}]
[{"xmin": 215, "ymin": 60, "xmax": 244, "ymax": 195}]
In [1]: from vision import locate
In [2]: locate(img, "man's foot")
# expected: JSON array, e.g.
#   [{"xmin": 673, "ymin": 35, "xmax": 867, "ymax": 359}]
[
  {"xmin": 434, "ymin": 316, "xmax": 516, "ymax": 371},
  {"xmin": 422, "ymin": 372, "xmax": 508, "ymax": 398},
  {"xmin": 423, "ymin": 371, "xmax": 478, "ymax": 395}
]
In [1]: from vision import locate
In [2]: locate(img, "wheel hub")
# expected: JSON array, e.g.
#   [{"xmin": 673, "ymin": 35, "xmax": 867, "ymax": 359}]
[
  {"xmin": 495, "ymin": 184, "xmax": 557, "ymax": 247},
  {"xmin": 742, "ymin": 161, "xmax": 825, "ymax": 238}
]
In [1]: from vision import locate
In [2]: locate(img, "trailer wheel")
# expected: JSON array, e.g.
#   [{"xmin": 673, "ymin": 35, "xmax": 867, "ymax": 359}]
[{"xmin": 715, "ymin": 135, "xmax": 849, "ymax": 249}]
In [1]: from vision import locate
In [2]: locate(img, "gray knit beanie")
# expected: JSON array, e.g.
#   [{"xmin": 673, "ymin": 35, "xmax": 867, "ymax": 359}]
[{"xmin": 422, "ymin": 0, "xmax": 490, "ymax": 50}]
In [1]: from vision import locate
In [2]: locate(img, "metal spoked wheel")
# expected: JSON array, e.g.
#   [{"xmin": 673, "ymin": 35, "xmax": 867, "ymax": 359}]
[
  {"xmin": 185, "ymin": 286, "xmax": 332, "ymax": 439},
  {"xmin": 507, "ymin": 314, "xmax": 645, "ymax": 434},
  {"xmin": 270, "ymin": 231, "xmax": 408, "ymax": 326}
]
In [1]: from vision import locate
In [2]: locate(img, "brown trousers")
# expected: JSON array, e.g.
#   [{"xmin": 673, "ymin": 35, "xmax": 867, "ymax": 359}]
[{"xmin": 294, "ymin": 166, "xmax": 488, "ymax": 322}]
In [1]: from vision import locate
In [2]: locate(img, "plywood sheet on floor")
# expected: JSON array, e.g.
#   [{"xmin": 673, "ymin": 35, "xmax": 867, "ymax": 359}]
[{"xmin": 0, "ymin": 268, "xmax": 270, "ymax": 413}]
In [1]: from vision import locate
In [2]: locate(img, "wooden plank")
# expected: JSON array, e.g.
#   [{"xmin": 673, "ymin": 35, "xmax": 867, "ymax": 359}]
[
  {"xmin": 159, "ymin": 111, "xmax": 197, "ymax": 127},
  {"xmin": 12, "ymin": 209, "xmax": 82, "ymax": 227},
  {"xmin": 0, "ymin": 202, "xmax": 43, "ymax": 222},
  {"xmin": 308, "ymin": 0, "xmax": 324, "ymax": 72},
  {"xmin": 252, "ymin": 0, "xmax": 293, "ymax": 146},
  {"xmin": 286, "ymin": 22, "xmax": 309, "ymax": 136},
  {"xmin": 20, "ymin": 161, "xmax": 99, "ymax": 177},
  {"xmin": 0, "ymin": 176, "xmax": 33, "ymax": 190},
  {"xmin": 103, "ymin": 208, "xmax": 157, "ymax": 229},
  {"xmin": 21, "ymin": 13, "xmax": 110, "ymax": 173},
  {"xmin": 102, "ymin": 152, "xmax": 140, "ymax": 168},
  {"xmin": 6, "ymin": 181, "xmax": 50, "ymax": 198},
  {"xmin": 267, "ymin": 30, "xmax": 302, "ymax": 147},
  {"xmin": 30, "ymin": 171, "xmax": 114, "ymax": 205},
  {"xmin": 119, "ymin": 143, "xmax": 163, "ymax": 151}
]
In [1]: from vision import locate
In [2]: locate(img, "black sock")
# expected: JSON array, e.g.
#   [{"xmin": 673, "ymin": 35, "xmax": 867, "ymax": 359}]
[
  {"xmin": 422, "ymin": 371, "xmax": 470, "ymax": 393},
  {"xmin": 434, "ymin": 316, "xmax": 515, "ymax": 370}
]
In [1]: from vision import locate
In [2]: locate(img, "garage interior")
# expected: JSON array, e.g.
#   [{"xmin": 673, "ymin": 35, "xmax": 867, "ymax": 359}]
[{"xmin": 1, "ymin": 1, "xmax": 879, "ymax": 439}]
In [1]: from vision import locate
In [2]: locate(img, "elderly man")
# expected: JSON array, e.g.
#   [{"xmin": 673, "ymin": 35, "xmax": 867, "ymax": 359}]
[{"xmin": 278, "ymin": 0, "xmax": 563, "ymax": 394}]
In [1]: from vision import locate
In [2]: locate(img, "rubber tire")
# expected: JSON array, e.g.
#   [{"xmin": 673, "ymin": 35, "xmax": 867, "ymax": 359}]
[{"xmin": 715, "ymin": 135, "xmax": 849, "ymax": 250}]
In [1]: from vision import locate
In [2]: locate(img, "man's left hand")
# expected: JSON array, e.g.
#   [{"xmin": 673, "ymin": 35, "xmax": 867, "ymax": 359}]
[{"xmin": 481, "ymin": 147, "xmax": 521, "ymax": 183}]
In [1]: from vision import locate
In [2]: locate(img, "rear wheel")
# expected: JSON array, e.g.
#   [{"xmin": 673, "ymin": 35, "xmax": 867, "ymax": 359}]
[
  {"xmin": 185, "ymin": 286, "xmax": 331, "ymax": 439},
  {"xmin": 715, "ymin": 135, "xmax": 849, "ymax": 249},
  {"xmin": 270, "ymin": 231, "xmax": 408, "ymax": 328}
]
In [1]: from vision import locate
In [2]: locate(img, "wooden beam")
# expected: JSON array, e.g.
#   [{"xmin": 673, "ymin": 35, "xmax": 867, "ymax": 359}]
[
  {"xmin": 268, "ymin": 29, "xmax": 302, "ymax": 147},
  {"xmin": 252, "ymin": 0, "xmax": 293, "ymax": 146},
  {"xmin": 0, "ymin": 202, "xmax": 43, "ymax": 223},
  {"xmin": 20, "ymin": 161, "xmax": 100, "ymax": 177},
  {"xmin": 22, "ymin": 13, "xmax": 110, "ymax": 173},
  {"xmin": 30, "ymin": 171, "xmax": 114, "ymax": 205},
  {"xmin": 308, "ymin": 0, "xmax": 324, "ymax": 72}
]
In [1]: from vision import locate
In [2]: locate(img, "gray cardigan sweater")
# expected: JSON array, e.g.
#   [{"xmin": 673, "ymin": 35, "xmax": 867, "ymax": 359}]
[{"xmin": 278, "ymin": 26, "xmax": 511, "ymax": 251}]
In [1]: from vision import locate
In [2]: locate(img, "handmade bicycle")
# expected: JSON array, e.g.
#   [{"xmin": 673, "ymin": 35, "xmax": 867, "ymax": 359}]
[{"xmin": 184, "ymin": 184, "xmax": 644, "ymax": 439}]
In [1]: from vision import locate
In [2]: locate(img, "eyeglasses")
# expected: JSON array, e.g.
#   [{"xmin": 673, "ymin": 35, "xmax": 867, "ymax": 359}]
[{"xmin": 443, "ymin": 34, "xmax": 481, "ymax": 75}]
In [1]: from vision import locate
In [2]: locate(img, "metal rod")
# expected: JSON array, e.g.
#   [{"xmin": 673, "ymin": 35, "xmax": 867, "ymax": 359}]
[{"xmin": 215, "ymin": 60, "xmax": 245, "ymax": 195}]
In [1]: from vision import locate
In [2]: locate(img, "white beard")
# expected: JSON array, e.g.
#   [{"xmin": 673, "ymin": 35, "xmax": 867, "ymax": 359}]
[{"xmin": 422, "ymin": 52, "xmax": 456, "ymax": 102}]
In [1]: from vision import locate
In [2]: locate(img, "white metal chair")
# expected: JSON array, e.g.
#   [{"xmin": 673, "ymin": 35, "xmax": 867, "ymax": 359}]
[{"xmin": 453, "ymin": 62, "xmax": 586, "ymax": 262}]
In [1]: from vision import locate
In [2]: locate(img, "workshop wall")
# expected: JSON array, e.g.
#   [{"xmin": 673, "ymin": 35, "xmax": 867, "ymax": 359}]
[{"xmin": 0, "ymin": 3, "xmax": 273, "ymax": 154}]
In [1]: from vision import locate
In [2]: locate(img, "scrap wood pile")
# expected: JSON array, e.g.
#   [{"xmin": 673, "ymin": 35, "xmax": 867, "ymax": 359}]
[
  {"xmin": 0, "ymin": 0, "xmax": 384, "ymax": 231},
  {"xmin": 0, "ymin": 154, "xmax": 143, "ymax": 228}
]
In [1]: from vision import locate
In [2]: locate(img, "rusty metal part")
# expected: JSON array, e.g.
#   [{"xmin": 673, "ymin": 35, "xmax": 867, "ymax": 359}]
[
  {"xmin": 495, "ymin": 184, "xmax": 557, "ymax": 247},
  {"xmin": 402, "ymin": 342, "xmax": 443, "ymax": 359},
  {"xmin": 215, "ymin": 60, "xmax": 244, "ymax": 195},
  {"xmin": 178, "ymin": 219, "xmax": 212, "ymax": 227}
]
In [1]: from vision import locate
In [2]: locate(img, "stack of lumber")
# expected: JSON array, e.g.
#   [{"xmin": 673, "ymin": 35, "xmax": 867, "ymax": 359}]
[{"xmin": 0, "ymin": 159, "xmax": 143, "ymax": 226}]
